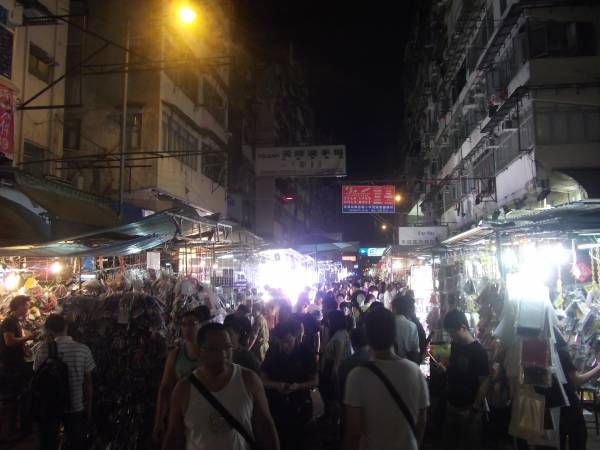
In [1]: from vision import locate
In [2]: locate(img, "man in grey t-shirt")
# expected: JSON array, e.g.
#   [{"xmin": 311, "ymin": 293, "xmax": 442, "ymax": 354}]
[{"xmin": 344, "ymin": 308, "xmax": 429, "ymax": 450}]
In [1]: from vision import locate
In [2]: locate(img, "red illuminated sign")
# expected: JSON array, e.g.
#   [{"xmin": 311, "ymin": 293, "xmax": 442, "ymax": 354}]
[{"xmin": 342, "ymin": 185, "xmax": 395, "ymax": 213}]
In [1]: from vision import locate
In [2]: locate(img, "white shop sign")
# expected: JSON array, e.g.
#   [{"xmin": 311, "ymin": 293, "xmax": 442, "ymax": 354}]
[{"xmin": 398, "ymin": 226, "xmax": 448, "ymax": 246}]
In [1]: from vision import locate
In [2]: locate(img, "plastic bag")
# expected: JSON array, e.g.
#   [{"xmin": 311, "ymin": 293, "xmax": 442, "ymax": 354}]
[{"xmin": 509, "ymin": 387, "xmax": 545, "ymax": 441}]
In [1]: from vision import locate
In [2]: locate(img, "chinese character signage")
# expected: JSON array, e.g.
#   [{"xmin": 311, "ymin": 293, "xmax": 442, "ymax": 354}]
[
  {"xmin": 0, "ymin": 83, "xmax": 14, "ymax": 159},
  {"xmin": 255, "ymin": 145, "xmax": 346, "ymax": 177},
  {"xmin": 397, "ymin": 226, "xmax": 448, "ymax": 247},
  {"xmin": 342, "ymin": 185, "xmax": 395, "ymax": 213}
]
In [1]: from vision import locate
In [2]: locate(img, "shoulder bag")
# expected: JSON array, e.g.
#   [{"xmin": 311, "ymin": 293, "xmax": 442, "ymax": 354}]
[
  {"xmin": 188, "ymin": 373, "xmax": 259, "ymax": 450},
  {"xmin": 362, "ymin": 361, "xmax": 417, "ymax": 439}
]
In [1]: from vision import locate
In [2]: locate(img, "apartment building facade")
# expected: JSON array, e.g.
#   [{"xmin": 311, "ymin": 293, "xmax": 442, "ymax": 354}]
[
  {"xmin": 0, "ymin": 0, "xmax": 69, "ymax": 174},
  {"xmin": 61, "ymin": 0, "xmax": 229, "ymax": 217},
  {"xmin": 402, "ymin": 0, "xmax": 600, "ymax": 232}
]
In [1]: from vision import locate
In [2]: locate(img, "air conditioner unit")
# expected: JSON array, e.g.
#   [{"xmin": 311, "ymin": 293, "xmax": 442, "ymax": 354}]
[{"xmin": 500, "ymin": 119, "xmax": 517, "ymax": 132}]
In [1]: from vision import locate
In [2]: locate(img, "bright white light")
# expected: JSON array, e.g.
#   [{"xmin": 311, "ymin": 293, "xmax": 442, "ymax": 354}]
[
  {"xmin": 506, "ymin": 272, "xmax": 549, "ymax": 301},
  {"xmin": 501, "ymin": 248, "xmax": 518, "ymax": 269},
  {"xmin": 539, "ymin": 244, "xmax": 569, "ymax": 265},
  {"xmin": 4, "ymin": 273, "xmax": 20, "ymax": 290},
  {"xmin": 50, "ymin": 262, "xmax": 63, "ymax": 275},
  {"xmin": 218, "ymin": 255, "xmax": 234, "ymax": 259}
]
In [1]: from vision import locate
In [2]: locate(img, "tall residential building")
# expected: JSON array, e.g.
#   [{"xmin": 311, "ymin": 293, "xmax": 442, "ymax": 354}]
[
  {"xmin": 61, "ymin": 0, "xmax": 230, "ymax": 217},
  {"xmin": 0, "ymin": 0, "xmax": 69, "ymax": 174},
  {"xmin": 228, "ymin": 46, "xmax": 317, "ymax": 243},
  {"xmin": 402, "ymin": 0, "xmax": 600, "ymax": 233}
]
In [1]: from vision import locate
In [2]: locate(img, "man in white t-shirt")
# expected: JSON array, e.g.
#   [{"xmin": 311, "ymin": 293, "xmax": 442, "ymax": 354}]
[
  {"xmin": 344, "ymin": 308, "xmax": 429, "ymax": 450},
  {"xmin": 392, "ymin": 295, "xmax": 420, "ymax": 362}
]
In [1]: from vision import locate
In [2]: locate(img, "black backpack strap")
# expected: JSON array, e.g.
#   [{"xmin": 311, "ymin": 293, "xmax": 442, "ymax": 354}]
[
  {"xmin": 47, "ymin": 340, "xmax": 58, "ymax": 359},
  {"xmin": 362, "ymin": 361, "xmax": 417, "ymax": 439},
  {"xmin": 188, "ymin": 373, "xmax": 258, "ymax": 450}
]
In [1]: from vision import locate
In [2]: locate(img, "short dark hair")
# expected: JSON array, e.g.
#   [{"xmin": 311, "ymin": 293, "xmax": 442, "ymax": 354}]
[
  {"xmin": 9, "ymin": 295, "xmax": 30, "ymax": 311},
  {"xmin": 350, "ymin": 327, "xmax": 367, "ymax": 349},
  {"xmin": 327, "ymin": 310, "xmax": 347, "ymax": 335},
  {"xmin": 236, "ymin": 304, "xmax": 250, "ymax": 315},
  {"xmin": 224, "ymin": 315, "xmax": 252, "ymax": 346},
  {"xmin": 365, "ymin": 308, "xmax": 396, "ymax": 351},
  {"xmin": 352, "ymin": 282, "xmax": 361, "ymax": 289},
  {"xmin": 443, "ymin": 309, "xmax": 469, "ymax": 331},
  {"xmin": 44, "ymin": 314, "xmax": 67, "ymax": 334},
  {"xmin": 197, "ymin": 322, "xmax": 228, "ymax": 345},
  {"xmin": 392, "ymin": 295, "xmax": 413, "ymax": 316}
]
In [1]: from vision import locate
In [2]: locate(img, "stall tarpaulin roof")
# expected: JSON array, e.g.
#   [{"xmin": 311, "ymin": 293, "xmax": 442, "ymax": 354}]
[
  {"xmin": 294, "ymin": 242, "xmax": 359, "ymax": 254},
  {"xmin": 439, "ymin": 201, "xmax": 600, "ymax": 250},
  {"xmin": 0, "ymin": 209, "xmax": 184, "ymax": 257}
]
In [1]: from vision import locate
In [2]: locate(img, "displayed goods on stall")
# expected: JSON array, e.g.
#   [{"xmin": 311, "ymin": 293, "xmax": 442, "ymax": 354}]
[
  {"xmin": 428, "ymin": 203, "xmax": 600, "ymax": 448},
  {"xmin": 0, "ymin": 256, "xmax": 225, "ymax": 449}
]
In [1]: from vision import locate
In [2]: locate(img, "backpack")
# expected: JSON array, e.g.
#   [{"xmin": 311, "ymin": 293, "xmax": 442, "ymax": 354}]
[{"xmin": 31, "ymin": 340, "xmax": 70, "ymax": 420}]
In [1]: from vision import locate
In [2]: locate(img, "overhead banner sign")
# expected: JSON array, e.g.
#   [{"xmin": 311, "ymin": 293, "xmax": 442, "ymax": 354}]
[
  {"xmin": 358, "ymin": 247, "xmax": 386, "ymax": 257},
  {"xmin": 255, "ymin": 145, "xmax": 346, "ymax": 177},
  {"xmin": 342, "ymin": 185, "xmax": 395, "ymax": 213},
  {"xmin": 398, "ymin": 226, "xmax": 448, "ymax": 246}
]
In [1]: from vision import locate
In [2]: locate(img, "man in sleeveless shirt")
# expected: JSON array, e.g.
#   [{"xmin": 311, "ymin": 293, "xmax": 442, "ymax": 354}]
[{"xmin": 163, "ymin": 323, "xmax": 280, "ymax": 450}]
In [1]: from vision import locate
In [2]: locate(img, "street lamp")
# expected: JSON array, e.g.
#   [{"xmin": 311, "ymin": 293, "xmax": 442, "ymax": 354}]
[
  {"xmin": 394, "ymin": 193, "xmax": 402, "ymax": 203},
  {"xmin": 381, "ymin": 223, "xmax": 388, "ymax": 231},
  {"xmin": 178, "ymin": 5, "xmax": 198, "ymax": 25}
]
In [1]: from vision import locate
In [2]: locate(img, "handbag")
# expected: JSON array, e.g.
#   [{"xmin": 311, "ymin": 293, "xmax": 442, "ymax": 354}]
[
  {"xmin": 188, "ymin": 374, "xmax": 259, "ymax": 450},
  {"xmin": 362, "ymin": 361, "xmax": 417, "ymax": 439}
]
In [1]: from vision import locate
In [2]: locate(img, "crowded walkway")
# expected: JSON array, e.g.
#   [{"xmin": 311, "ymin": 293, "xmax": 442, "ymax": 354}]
[{"xmin": 3, "ymin": 278, "xmax": 600, "ymax": 450}]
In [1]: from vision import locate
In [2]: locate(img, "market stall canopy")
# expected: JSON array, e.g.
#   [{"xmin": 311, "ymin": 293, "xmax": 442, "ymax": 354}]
[
  {"xmin": 294, "ymin": 241, "xmax": 359, "ymax": 255},
  {"xmin": 441, "ymin": 226, "xmax": 494, "ymax": 248},
  {"xmin": 0, "ymin": 207, "xmax": 239, "ymax": 257},
  {"xmin": 0, "ymin": 170, "xmax": 120, "ymax": 245}
]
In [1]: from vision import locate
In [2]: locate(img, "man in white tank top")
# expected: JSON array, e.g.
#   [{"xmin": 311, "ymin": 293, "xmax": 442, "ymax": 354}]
[{"xmin": 163, "ymin": 323, "xmax": 280, "ymax": 450}]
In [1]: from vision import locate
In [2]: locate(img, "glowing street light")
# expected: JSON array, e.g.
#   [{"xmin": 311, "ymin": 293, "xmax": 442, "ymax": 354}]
[
  {"xmin": 178, "ymin": 5, "xmax": 198, "ymax": 24},
  {"xmin": 381, "ymin": 223, "xmax": 388, "ymax": 231},
  {"xmin": 394, "ymin": 193, "xmax": 402, "ymax": 203}
]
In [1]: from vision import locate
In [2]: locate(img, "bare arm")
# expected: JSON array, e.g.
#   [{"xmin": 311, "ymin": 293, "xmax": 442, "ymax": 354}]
[
  {"xmin": 3, "ymin": 331, "xmax": 32, "ymax": 346},
  {"xmin": 261, "ymin": 372, "xmax": 286, "ymax": 392},
  {"xmin": 154, "ymin": 349, "xmax": 178, "ymax": 440},
  {"xmin": 473, "ymin": 376, "xmax": 490, "ymax": 410},
  {"xmin": 84, "ymin": 371, "xmax": 93, "ymax": 420},
  {"xmin": 343, "ymin": 405, "xmax": 364, "ymax": 450},
  {"xmin": 570, "ymin": 365, "xmax": 600, "ymax": 387},
  {"xmin": 416, "ymin": 407, "xmax": 427, "ymax": 446},
  {"xmin": 244, "ymin": 369, "xmax": 280, "ymax": 450},
  {"xmin": 162, "ymin": 380, "xmax": 189, "ymax": 450}
]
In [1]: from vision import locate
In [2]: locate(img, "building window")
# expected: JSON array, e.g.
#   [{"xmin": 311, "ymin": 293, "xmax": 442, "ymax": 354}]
[
  {"xmin": 535, "ymin": 104, "xmax": 600, "ymax": 145},
  {"xmin": 529, "ymin": 20, "xmax": 596, "ymax": 58},
  {"xmin": 201, "ymin": 143, "xmax": 226, "ymax": 185},
  {"xmin": 128, "ymin": 113, "xmax": 142, "ymax": 149},
  {"xmin": 28, "ymin": 44, "xmax": 53, "ymax": 83},
  {"xmin": 0, "ymin": 23, "xmax": 13, "ymax": 79},
  {"xmin": 22, "ymin": 142, "xmax": 50, "ymax": 176},
  {"xmin": 164, "ymin": 41, "xmax": 199, "ymax": 103},
  {"xmin": 203, "ymin": 79, "xmax": 225, "ymax": 125},
  {"xmin": 162, "ymin": 109, "xmax": 200, "ymax": 170},
  {"xmin": 63, "ymin": 119, "xmax": 81, "ymax": 150}
]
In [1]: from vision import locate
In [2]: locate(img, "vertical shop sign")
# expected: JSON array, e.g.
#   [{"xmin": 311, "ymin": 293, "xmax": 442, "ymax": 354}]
[
  {"xmin": 146, "ymin": 251, "xmax": 161, "ymax": 271},
  {"xmin": 0, "ymin": 83, "xmax": 14, "ymax": 159}
]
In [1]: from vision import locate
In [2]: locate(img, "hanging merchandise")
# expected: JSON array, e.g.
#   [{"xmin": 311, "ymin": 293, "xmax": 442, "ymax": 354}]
[{"xmin": 62, "ymin": 292, "xmax": 167, "ymax": 450}]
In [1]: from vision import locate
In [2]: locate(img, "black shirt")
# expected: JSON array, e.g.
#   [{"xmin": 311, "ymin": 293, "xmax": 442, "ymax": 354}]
[
  {"xmin": 0, "ymin": 316, "xmax": 25, "ymax": 368},
  {"xmin": 262, "ymin": 345, "xmax": 317, "ymax": 421},
  {"xmin": 447, "ymin": 340, "xmax": 490, "ymax": 407}
]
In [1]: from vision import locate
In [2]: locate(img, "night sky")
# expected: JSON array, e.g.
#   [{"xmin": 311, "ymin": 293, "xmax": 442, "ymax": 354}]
[{"xmin": 237, "ymin": 1, "xmax": 415, "ymax": 245}]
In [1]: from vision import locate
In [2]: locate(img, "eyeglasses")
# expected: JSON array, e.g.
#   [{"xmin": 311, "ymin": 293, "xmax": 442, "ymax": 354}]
[{"xmin": 201, "ymin": 345, "xmax": 233, "ymax": 353}]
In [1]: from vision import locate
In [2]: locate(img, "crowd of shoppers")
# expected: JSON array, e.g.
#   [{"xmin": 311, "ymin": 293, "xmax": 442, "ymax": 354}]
[{"xmin": 4, "ymin": 277, "xmax": 597, "ymax": 450}]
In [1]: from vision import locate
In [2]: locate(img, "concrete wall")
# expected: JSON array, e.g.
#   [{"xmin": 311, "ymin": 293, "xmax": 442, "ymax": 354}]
[{"xmin": 1, "ymin": 0, "xmax": 70, "ymax": 173}]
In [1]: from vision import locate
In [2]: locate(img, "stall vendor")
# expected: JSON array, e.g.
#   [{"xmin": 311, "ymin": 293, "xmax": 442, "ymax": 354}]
[
  {"xmin": 555, "ymin": 330, "xmax": 600, "ymax": 450},
  {"xmin": 0, "ymin": 296, "xmax": 34, "ymax": 375}
]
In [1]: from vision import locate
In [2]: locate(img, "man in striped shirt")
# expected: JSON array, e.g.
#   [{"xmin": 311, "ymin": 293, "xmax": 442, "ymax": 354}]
[{"xmin": 34, "ymin": 314, "xmax": 95, "ymax": 450}]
